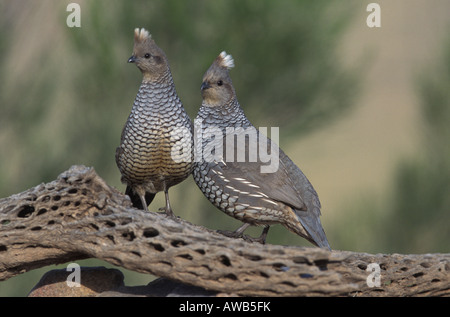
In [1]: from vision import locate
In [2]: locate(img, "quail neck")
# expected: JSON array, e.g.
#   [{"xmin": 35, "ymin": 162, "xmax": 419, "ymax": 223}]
[
  {"xmin": 197, "ymin": 98, "xmax": 251, "ymax": 129},
  {"xmin": 127, "ymin": 76, "xmax": 185, "ymax": 130}
]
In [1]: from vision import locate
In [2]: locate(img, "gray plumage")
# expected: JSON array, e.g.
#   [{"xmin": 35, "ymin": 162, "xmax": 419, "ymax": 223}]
[
  {"xmin": 193, "ymin": 52, "xmax": 330, "ymax": 249},
  {"xmin": 116, "ymin": 28, "xmax": 193, "ymax": 216}
]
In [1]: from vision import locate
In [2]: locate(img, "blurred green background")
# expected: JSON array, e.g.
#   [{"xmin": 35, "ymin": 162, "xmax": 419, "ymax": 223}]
[{"xmin": 1, "ymin": 0, "xmax": 449, "ymax": 296}]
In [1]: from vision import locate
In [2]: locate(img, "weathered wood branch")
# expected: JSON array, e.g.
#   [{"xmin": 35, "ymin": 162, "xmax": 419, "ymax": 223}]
[{"xmin": 0, "ymin": 165, "xmax": 449, "ymax": 296}]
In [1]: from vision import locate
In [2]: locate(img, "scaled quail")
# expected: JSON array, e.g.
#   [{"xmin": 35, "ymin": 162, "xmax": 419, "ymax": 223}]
[
  {"xmin": 116, "ymin": 28, "xmax": 193, "ymax": 216},
  {"xmin": 193, "ymin": 52, "xmax": 330, "ymax": 249}
]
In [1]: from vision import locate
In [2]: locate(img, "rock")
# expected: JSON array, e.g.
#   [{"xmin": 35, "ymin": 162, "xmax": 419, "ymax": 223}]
[
  {"xmin": 28, "ymin": 267, "xmax": 218, "ymax": 297},
  {"xmin": 28, "ymin": 266, "xmax": 124, "ymax": 297}
]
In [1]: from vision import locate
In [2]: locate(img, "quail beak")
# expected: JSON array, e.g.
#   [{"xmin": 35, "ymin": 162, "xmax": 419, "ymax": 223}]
[
  {"xmin": 200, "ymin": 81, "xmax": 211, "ymax": 91},
  {"xmin": 128, "ymin": 55, "xmax": 137, "ymax": 63}
]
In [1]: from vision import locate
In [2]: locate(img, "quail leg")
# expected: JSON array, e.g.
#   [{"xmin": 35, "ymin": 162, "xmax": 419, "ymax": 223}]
[
  {"xmin": 252, "ymin": 225, "xmax": 270, "ymax": 244},
  {"xmin": 218, "ymin": 222, "xmax": 250, "ymax": 239},
  {"xmin": 127, "ymin": 186, "xmax": 155, "ymax": 211},
  {"xmin": 139, "ymin": 194, "xmax": 149, "ymax": 212},
  {"xmin": 218, "ymin": 223, "xmax": 270, "ymax": 244},
  {"xmin": 159, "ymin": 189, "xmax": 175, "ymax": 217}
]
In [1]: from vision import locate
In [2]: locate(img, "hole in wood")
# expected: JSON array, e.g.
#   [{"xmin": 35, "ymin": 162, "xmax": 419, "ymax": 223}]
[
  {"xmin": 420, "ymin": 262, "xmax": 432, "ymax": 268},
  {"xmin": 26, "ymin": 195, "xmax": 37, "ymax": 202},
  {"xmin": 431, "ymin": 279, "xmax": 440, "ymax": 283},
  {"xmin": 131, "ymin": 251, "xmax": 141, "ymax": 257},
  {"xmin": 90, "ymin": 223, "xmax": 99, "ymax": 230},
  {"xmin": 148, "ymin": 242, "xmax": 165, "ymax": 252},
  {"xmin": 106, "ymin": 235, "xmax": 115, "ymax": 244},
  {"xmin": 37, "ymin": 208, "xmax": 48, "ymax": 216},
  {"xmin": 244, "ymin": 254, "xmax": 262, "ymax": 261},
  {"xmin": 357, "ymin": 263, "xmax": 367, "ymax": 270},
  {"xmin": 201, "ymin": 264, "xmax": 212, "ymax": 272},
  {"xmin": 105, "ymin": 221, "xmax": 116, "ymax": 227},
  {"xmin": 281, "ymin": 281, "xmax": 296, "ymax": 287},
  {"xmin": 122, "ymin": 231, "xmax": 136, "ymax": 241},
  {"xmin": 143, "ymin": 227, "xmax": 159, "ymax": 238},
  {"xmin": 292, "ymin": 256, "xmax": 310, "ymax": 264},
  {"xmin": 17, "ymin": 205, "xmax": 35, "ymax": 218},
  {"xmin": 120, "ymin": 218, "xmax": 132, "ymax": 225},
  {"xmin": 314, "ymin": 259, "xmax": 328, "ymax": 271},
  {"xmin": 224, "ymin": 273, "xmax": 237, "ymax": 280},
  {"xmin": 177, "ymin": 253, "xmax": 193, "ymax": 260},
  {"xmin": 171, "ymin": 240, "xmax": 187, "ymax": 247},
  {"xmin": 1, "ymin": 219, "xmax": 10, "ymax": 226},
  {"xmin": 160, "ymin": 261, "xmax": 173, "ymax": 267},
  {"xmin": 219, "ymin": 255, "xmax": 231, "ymax": 267},
  {"xmin": 272, "ymin": 263, "xmax": 290, "ymax": 272}
]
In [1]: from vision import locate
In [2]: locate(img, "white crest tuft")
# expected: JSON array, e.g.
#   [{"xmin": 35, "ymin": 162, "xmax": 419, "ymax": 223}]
[
  {"xmin": 134, "ymin": 28, "xmax": 151, "ymax": 42},
  {"xmin": 218, "ymin": 51, "xmax": 234, "ymax": 69}
]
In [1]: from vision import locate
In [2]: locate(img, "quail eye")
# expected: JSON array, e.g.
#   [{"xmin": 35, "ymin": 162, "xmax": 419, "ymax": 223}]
[
  {"xmin": 144, "ymin": 53, "xmax": 151, "ymax": 59},
  {"xmin": 217, "ymin": 80, "xmax": 223, "ymax": 86}
]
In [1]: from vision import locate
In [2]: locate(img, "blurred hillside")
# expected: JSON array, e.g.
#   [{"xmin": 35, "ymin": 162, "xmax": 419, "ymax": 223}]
[{"xmin": 1, "ymin": 0, "xmax": 449, "ymax": 296}]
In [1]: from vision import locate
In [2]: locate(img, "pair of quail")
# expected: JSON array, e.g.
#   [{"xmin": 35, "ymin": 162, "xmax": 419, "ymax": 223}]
[{"xmin": 115, "ymin": 28, "xmax": 330, "ymax": 249}]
